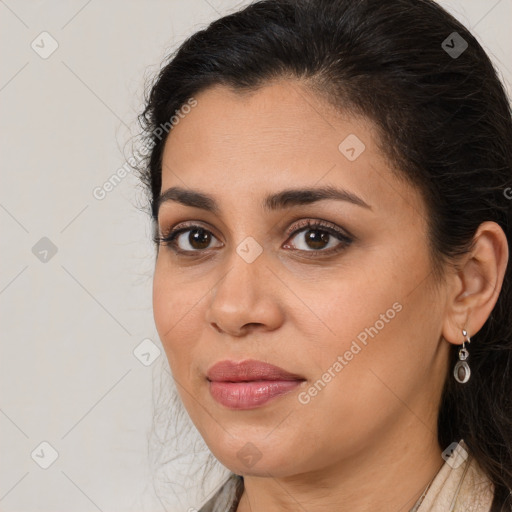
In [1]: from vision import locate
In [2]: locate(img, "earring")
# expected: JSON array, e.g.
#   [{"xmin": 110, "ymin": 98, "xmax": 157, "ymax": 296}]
[{"xmin": 454, "ymin": 329, "xmax": 471, "ymax": 384}]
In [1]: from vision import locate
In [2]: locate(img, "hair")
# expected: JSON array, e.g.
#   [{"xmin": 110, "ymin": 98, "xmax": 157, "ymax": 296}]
[{"xmin": 136, "ymin": 0, "xmax": 512, "ymax": 509}]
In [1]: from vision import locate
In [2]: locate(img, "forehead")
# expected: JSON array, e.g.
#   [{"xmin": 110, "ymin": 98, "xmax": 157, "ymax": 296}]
[
  {"xmin": 160, "ymin": 80, "xmax": 425, "ymax": 220},
  {"xmin": 162, "ymin": 80, "xmax": 371, "ymax": 171}
]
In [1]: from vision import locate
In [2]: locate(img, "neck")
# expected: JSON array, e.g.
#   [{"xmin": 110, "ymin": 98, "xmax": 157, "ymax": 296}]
[{"xmin": 236, "ymin": 424, "xmax": 444, "ymax": 512}]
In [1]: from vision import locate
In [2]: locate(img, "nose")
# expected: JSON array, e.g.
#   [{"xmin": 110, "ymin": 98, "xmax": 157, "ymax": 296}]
[{"xmin": 205, "ymin": 248, "xmax": 285, "ymax": 337}]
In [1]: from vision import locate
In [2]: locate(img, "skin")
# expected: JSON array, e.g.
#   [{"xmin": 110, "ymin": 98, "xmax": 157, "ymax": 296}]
[{"xmin": 152, "ymin": 79, "xmax": 509, "ymax": 512}]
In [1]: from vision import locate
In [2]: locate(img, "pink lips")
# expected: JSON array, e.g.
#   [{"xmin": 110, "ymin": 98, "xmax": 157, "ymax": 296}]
[{"xmin": 206, "ymin": 359, "xmax": 305, "ymax": 410}]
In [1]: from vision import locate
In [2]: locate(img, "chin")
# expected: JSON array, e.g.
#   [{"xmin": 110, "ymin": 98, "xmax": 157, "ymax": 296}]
[{"xmin": 204, "ymin": 433, "xmax": 304, "ymax": 477}]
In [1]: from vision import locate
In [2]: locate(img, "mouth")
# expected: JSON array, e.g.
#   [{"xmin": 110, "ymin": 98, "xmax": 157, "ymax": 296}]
[{"xmin": 206, "ymin": 359, "xmax": 306, "ymax": 410}]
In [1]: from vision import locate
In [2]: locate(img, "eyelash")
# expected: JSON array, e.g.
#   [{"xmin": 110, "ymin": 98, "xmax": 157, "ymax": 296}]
[{"xmin": 154, "ymin": 219, "xmax": 353, "ymax": 257}]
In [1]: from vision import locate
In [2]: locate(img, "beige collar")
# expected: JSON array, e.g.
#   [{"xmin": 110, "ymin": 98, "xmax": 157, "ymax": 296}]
[{"xmin": 415, "ymin": 440, "xmax": 494, "ymax": 511}]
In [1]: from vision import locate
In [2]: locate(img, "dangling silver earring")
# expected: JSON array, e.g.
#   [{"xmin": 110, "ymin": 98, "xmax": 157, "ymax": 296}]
[{"xmin": 454, "ymin": 329, "xmax": 471, "ymax": 383}]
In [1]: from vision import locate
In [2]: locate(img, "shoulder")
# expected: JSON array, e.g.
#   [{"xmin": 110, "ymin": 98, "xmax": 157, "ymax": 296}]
[
  {"xmin": 198, "ymin": 473, "xmax": 244, "ymax": 512},
  {"xmin": 417, "ymin": 440, "xmax": 494, "ymax": 512},
  {"xmin": 455, "ymin": 453, "xmax": 495, "ymax": 511}
]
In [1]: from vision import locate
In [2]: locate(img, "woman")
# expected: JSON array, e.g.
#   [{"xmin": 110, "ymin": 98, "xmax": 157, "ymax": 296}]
[{"xmin": 137, "ymin": 0, "xmax": 512, "ymax": 510}]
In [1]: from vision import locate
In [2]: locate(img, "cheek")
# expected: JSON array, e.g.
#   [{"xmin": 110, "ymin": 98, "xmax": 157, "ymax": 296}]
[
  {"xmin": 304, "ymin": 268, "xmax": 438, "ymax": 404},
  {"xmin": 291, "ymin": 260, "xmax": 400, "ymax": 362},
  {"xmin": 152, "ymin": 261, "xmax": 204, "ymax": 372},
  {"xmin": 291, "ymin": 248, "xmax": 435, "ymax": 403},
  {"xmin": 152, "ymin": 265, "xmax": 176, "ymax": 342}
]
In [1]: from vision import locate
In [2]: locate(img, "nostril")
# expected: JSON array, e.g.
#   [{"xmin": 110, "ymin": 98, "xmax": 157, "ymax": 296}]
[
  {"xmin": 243, "ymin": 322, "xmax": 264, "ymax": 331},
  {"xmin": 210, "ymin": 322, "xmax": 264, "ymax": 337},
  {"xmin": 211, "ymin": 322, "xmax": 222, "ymax": 333}
]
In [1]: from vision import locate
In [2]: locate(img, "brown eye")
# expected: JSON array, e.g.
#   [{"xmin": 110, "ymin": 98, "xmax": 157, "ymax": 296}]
[
  {"xmin": 183, "ymin": 228, "xmax": 213, "ymax": 250},
  {"xmin": 156, "ymin": 225, "xmax": 222, "ymax": 253},
  {"xmin": 284, "ymin": 222, "xmax": 352, "ymax": 254},
  {"xmin": 302, "ymin": 229, "xmax": 331, "ymax": 250}
]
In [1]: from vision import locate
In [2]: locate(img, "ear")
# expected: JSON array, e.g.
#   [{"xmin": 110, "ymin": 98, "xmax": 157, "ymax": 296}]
[{"xmin": 442, "ymin": 221, "xmax": 509, "ymax": 345}]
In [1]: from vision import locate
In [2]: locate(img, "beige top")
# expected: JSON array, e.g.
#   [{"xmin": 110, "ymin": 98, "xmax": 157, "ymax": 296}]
[
  {"xmin": 416, "ymin": 440, "xmax": 494, "ymax": 511},
  {"xmin": 198, "ymin": 440, "xmax": 495, "ymax": 512}
]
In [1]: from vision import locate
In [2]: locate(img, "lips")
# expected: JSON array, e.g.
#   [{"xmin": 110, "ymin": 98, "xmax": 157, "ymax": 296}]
[
  {"xmin": 206, "ymin": 359, "xmax": 305, "ymax": 410},
  {"xmin": 206, "ymin": 359, "xmax": 305, "ymax": 382}
]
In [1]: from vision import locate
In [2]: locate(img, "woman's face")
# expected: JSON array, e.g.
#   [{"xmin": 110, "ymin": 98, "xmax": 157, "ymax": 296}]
[{"xmin": 153, "ymin": 79, "xmax": 450, "ymax": 477}]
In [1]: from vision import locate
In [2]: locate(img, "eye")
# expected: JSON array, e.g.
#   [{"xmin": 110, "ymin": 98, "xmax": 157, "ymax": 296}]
[
  {"xmin": 155, "ymin": 219, "xmax": 353, "ymax": 257},
  {"xmin": 283, "ymin": 219, "xmax": 353, "ymax": 255},
  {"xmin": 155, "ymin": 223, "xmax": 222, "ymax": 254}
]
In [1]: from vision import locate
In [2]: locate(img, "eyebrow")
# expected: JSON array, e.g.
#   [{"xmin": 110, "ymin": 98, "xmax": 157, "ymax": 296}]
[{"xmin": 156, "ymin": 185, "xmax": 372, "ymax": 215}]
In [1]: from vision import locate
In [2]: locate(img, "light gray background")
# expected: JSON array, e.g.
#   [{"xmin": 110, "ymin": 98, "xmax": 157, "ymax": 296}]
[{"xmin": 1, "ymin": 1, "xmax": 511, "ymax": 511}]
